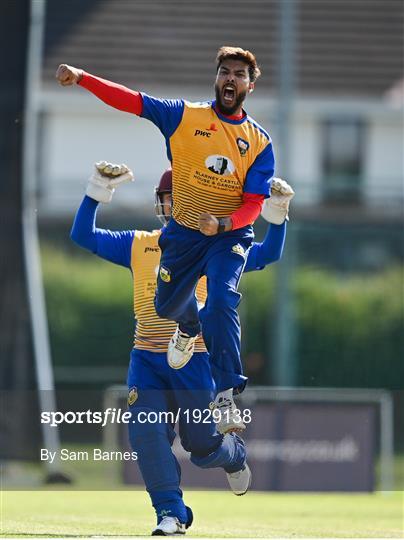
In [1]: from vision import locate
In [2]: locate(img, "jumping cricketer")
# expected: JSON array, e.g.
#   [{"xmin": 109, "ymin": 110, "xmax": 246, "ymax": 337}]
[{"xmin": 56, "ymin": 46, "xmax": 277, "ymax": 424}]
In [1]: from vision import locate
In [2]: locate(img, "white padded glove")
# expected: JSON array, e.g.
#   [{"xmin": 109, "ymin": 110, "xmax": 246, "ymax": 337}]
[
  {"xmin": 86, "ymin": 161, "xmax": 134, "ymax": 203},
  {"xmin": 261, "ymin": 177, "xmax": 295, "ymax": 224}
]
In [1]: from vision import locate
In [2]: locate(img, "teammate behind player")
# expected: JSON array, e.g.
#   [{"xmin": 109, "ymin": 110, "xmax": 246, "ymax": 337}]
[
  {"xmin": 71, "ymin": 162, "xmax": 293, "ymax": 536},
  {"xmin": 56, "ymin": 46, "xmax": 276, "ymax": 418}
]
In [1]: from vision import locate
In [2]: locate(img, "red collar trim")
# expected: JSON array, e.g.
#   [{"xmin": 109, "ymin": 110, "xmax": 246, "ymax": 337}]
[{"xmin": 214, "ymin": 105, "xmax": 245, "ymax": 121}]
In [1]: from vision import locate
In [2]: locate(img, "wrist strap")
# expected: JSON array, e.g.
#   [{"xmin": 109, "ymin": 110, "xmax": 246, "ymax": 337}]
[{"xmin": 217, "ymin": 218, "xmax": 226, "ymax": 234}]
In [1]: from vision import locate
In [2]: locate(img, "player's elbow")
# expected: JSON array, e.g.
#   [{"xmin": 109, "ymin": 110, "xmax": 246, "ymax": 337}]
[
  {"xmin": 270, "ymin": 245, "xmax": 284, "ymax": 264},
  {"xmin": 70, "ymin": 224, "xmax": 84, "ymax": 247},
  {"xmin": 70, "ymin": 225, "xmax": 79, "ymax": 245},
  {"xmin": 256, "ymin": 246, "xmax": 284, "ymax": 268},
  {"xmin": 70, "ymin": 225, "xmax": 96, "ymax": 253}
]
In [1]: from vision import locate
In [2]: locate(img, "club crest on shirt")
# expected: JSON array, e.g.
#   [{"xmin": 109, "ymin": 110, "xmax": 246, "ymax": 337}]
[
  {"xmin": 205, "ymin": 155, "xmax": 235, "ymax": 176},
  {"xmin": 237, "ymin": 137, "xmax": 249, "ymax": 156},
  {"xmin": 159, "ymin": 266, "xmax": 171, "ymax": 282},
  {"xmin": 128, "ymin": 386, "xmax": 138, "ymax": 406},
  {"xmin": 231, "ymin": 244, "xmax": 246, "ymax": 257}
]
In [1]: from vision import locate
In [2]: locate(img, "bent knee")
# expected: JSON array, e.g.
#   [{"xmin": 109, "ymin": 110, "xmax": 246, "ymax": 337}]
[
  {"xmin": 154, "ymin": 295, "xmax": 175, "ymax": 319},
  {"xmin": 206, "ymin": 286, "xmax": 241, "ymax": 312},
  {"xmin": 182, "ymin": 434, "xmax": 221, "ymax": 459}
]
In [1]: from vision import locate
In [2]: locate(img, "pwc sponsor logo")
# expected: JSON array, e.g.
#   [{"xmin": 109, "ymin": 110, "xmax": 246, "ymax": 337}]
[{"xmin": 194, "ymin": 123, "xmax": 218, "ymax": 138}]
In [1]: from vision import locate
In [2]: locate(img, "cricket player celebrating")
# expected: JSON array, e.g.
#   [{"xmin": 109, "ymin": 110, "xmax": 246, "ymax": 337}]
[
  {"xmin": 56, "ymin": 46, "xmax": 275, "ymax": 419},
  {"xmin": 70, "ymin": 162, "xmax": 293, "ymax": 536}
]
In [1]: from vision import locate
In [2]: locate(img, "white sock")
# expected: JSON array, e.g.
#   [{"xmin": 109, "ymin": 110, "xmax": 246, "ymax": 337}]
[{"xmin": 216, "ymin": 388, "xmax": 233, "ymax": 402}]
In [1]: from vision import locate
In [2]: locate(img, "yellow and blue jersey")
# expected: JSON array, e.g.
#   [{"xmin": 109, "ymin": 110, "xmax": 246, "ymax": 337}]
[
  {"xmin": 140, "ymin": 96, "xmax": 275, "ymax": 230},
  {"xmin": 130, "ymin": 229, "xmax": 207, "ymax": 352},
  {"xmin": 70, "ymin": 196, "xmax": 286, "ymax": 353}
]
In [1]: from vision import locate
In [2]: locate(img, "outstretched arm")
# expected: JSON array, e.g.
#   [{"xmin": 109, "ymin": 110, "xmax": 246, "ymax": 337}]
[
  {"xmin": 70, "ymin": 162, "xmax": 135, "ymax": 268},
  {"xmin": 244, "ymin": 178, "xmax": 294, "ymax": 272},
  {"xmin": 78, "ymin": 72, "xmax": 143, "ymax": 115},
  {"xmin": 55, "ymin": 65, "xmax": 184, "ymax": 139},
  {"xmin": 244, "ymin": 221, "xmax": 287, "ymax": 272},
  {"xmin": 56, "ymin": 64, "xmax": 143, "ymax": 115},
  {"xmin": 70, "ymin": 196, "xmax": 134, "ymax": 268}
]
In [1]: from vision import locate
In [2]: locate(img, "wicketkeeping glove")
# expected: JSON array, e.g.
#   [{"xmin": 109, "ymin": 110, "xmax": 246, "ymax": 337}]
[
  {"xmin": 261, "ymin": 177, "xmax": 295, "ymax": 224},
  {"xmin": 86, "ymin": 161, "xmax": 134, "ymax": 203}
]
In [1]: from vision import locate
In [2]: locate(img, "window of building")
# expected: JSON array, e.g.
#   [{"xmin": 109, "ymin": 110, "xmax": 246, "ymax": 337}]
[{"xmin": 322, "ymin": 118, "xmax": 364, "ymax": 203}]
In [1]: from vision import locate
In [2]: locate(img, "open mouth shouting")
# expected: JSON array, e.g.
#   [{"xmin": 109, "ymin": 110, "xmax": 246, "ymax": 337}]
[
  {"xmin": 215, "ymin": 79, "xmax": 247, "ymax": 116},
  {"xmin": 222, "ymin": 84, "xmax": 236, "ymax": 106}
]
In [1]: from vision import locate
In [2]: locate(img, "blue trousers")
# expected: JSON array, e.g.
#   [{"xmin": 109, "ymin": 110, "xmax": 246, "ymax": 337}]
[
  {"xmin": 155, "ymin": 218, "xmax": 253, "ymax": 393},
  {"xmin": 127, "ymin": 349, "xmax": 247, "ymax": 525}
]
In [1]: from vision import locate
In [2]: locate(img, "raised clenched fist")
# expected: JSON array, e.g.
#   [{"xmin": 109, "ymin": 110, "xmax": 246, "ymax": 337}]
[{"xmin": 55, "ymin": 64, "xmax": 83, "ymax": 86}]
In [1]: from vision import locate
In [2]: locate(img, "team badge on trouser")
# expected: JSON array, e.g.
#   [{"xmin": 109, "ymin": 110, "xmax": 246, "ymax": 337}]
[
  {"xmin": 231, "ymin": 243, "xmax": 246, "ymax": 257},
  {"xmin": 159, "ymin": 266, "xmax": 171, "ymax": 283},
  {"xmin": 128, "ymin": 386, "xmax": 138, "ymax": 406}
]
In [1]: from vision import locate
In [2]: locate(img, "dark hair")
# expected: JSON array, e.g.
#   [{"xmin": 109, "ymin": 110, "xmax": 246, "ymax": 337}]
[{"xmin": 216, "ymin": 46, "xmax": 261, "ymax": 82}]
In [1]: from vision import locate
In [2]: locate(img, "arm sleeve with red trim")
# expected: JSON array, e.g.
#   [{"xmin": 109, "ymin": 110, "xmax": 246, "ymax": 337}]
[
  {"xmin": 230, "ymin": 193, "xmax": 265, "ymax": 230},
  {"xmin": 78, "ymin": 72, "xmax": 143, "ymax": 115}
]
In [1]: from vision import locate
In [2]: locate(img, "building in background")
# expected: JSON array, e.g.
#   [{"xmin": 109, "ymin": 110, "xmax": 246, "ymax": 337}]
[
  {"xmin": 38, "ymin": 0, "xmax": 403, "ymax": 223},
  {"xmin": 28, "ymin": 1, "xmax": 404, "ymax": 447}
]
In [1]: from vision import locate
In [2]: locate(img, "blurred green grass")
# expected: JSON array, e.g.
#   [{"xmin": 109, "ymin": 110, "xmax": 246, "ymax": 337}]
[
  {"xmin": 42, "ymin": 244, "xmax": 133, "ymax": 369},
  {"xmin": 2, "ymin": 489, "xmax": 403, "ymax": 538},
  {"xmin": 3, "ymin": 444, "xmax": 403, "ymax": 493},
  {"xmin": 42, "ymin": 242, "xmax": 404, "ymax": 390}
]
